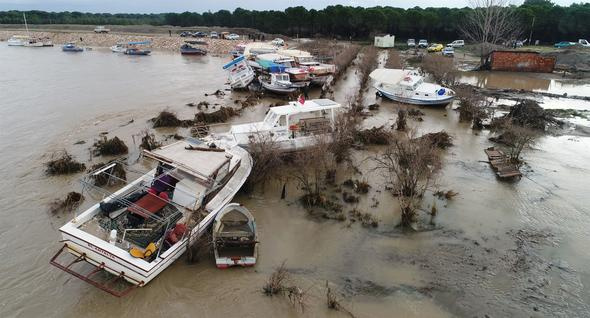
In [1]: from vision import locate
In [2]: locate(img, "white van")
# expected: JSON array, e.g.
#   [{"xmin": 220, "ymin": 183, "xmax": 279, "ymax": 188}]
[{"xmin": 448, "ymin": 40, "xmax": 465, "ymax": 48}]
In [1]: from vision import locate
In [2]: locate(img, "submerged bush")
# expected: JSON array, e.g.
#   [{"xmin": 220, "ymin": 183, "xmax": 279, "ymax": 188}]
[
  {"xmin": 46, "ymin": 151, "xmax": 86, "ymax": 175},
  {"xmin": 49, "ymin": 191, "xmax": 84, "ymax": 214},
  {"xmin": 194, "ymin": 106, "xmax": 238, "ymax": 124},
  {"xmin": 88, "ymin": 161, "xmax": 127, "ymax": 187},
  {"xmin": 93, "ymin": 136, "xmax": 128, "ymax": 156}
]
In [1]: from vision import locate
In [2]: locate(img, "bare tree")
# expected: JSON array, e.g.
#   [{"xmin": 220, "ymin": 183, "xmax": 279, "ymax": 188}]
[
  {"xmin": 461, "ymin": 0, "xmax": 522, "ymax": 67},
  {"xmin": 373, "ymin": 131, "xmax": 442, "ymax": 228},
  {"xmin": 503, "ymin": 124, "xmax": 537, "ymax": 164}
]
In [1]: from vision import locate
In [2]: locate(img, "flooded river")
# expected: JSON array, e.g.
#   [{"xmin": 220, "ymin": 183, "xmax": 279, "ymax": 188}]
[{"xmin": 1, "ymin": 45, "xmax": 590, "ymax": 317}]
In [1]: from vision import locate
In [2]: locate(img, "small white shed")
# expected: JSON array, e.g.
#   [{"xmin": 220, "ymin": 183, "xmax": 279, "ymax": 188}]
[{"xmin": 374, "ymin": 35, "xmax": 395, "ymax": 48}]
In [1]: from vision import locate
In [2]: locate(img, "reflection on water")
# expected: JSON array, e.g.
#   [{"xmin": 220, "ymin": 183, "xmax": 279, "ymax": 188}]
[
  {"xmin": 1, "ymin": 46, "xmax": 590, "ymax": 317},
  {"xmin": 458, "ymin": 71, "xmax": 590, "ymax": 97}
]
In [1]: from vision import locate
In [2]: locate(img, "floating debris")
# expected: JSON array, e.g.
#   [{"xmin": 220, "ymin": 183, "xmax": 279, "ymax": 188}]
[
  {"xmin": 93, "ymin": 136, "xmax": 128, "ymax": 156},
  {"xmin": 49, "ymin": 191, "xmax": 84, "ymax": 214},
  {"xmin": 416, "ymin": 131, "xmax": 453, "ymax": 149},
  {"xmin": 354, "ymin": 126, "xmax": 392, "ymax": 145},
  {"xmin": 139, "ymin": 131, "xmax": 161, "ymax": 151},
  {"xmin": 152, "ymin": 110, "xmax": 189, "ymax": 128},
  {"xmin": 194, "ymin": 106, "xmax": 238, "ymax": 124},
  {"xmin": 88, "ymin": 161, "xmax": 127, "ymax": 186}
]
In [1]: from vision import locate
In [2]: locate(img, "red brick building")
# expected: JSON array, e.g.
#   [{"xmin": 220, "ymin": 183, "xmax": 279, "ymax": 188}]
[{"xmin": 489, "ymin": 51, "xmax": 556, "ymax": 73}]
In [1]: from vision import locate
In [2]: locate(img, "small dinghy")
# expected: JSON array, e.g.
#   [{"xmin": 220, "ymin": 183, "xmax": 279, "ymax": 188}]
[
  {"xmin": 260, "ymin": 73, "xmax": 297, "ymax": 94},
  {"xmin": 370, "ymin": 68, "xmax": 455, "ymax": 106},
  {"xmin": 213, "ymin": 204, "xmax": 257, "ymax": 269},
  {"xmin": 62, "ymin": 42, "xmax": 83, "ymax": 52},
  {"xmin": 180, "ymin": 43, "xmax": 207, "ymax": 55}
]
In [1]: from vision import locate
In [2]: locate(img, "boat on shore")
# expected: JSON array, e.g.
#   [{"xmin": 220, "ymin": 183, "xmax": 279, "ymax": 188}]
[
  {"xmin": 223, "ymin": 55, "xmax": 255, "ymax": 89},
  {"xmin": 213, "ymin": 204, "xmax": 257, "ymax": 269},
  {"xmin": 50, "ymin": 139, "xmax": 252, "ymax": 296},
  {"xmin": 259, "ymin": 73, "xmax": 297, "ymax": 94},
  {"xmin": 124, "ymin": 41, "xmax": 151, "ymax": 56},
  {"xmin": 205, "ymin": 98, "xmax": 342, "ymax": 152},
  {"xmin": 279, "ymin": 49, "xmax": 335, "ymax": 85},
  {"xmin": 7, "ymin": 35, "xmax": 29, "ymax": 46},
  {"xmin": 370, "ymin": 68, "xmax": 455, "ymax": 106},
  {"xmin": 110, "ymin": 43, "xmax": 126, "ymax": 53},
  {"xmin": 62, "ymin": 43, "xmax": 84, "ymax": 52},
  {"xmin": 180, "ymin": 41, "xmax": 207, "ymax": 55}
]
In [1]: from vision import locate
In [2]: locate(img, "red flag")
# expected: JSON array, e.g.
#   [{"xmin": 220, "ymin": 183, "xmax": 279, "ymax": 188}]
[{"xmin": 298, "ymin": 95, "xmax": 305, "ymax": 105}]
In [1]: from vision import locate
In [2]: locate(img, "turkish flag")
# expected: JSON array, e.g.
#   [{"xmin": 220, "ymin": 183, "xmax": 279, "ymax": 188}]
[{"xmin": 298, "ymin": 95, "xmax": 305, "ymax": 105}]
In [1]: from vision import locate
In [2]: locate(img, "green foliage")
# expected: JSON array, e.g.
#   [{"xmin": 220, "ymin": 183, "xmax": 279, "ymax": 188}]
[{"xmin": 2, "ymin": 1, "xmax": 589, "ymax": 42}]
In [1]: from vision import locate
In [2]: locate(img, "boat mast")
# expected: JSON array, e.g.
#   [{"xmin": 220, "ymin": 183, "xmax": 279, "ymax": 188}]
[{"xmin": 23, "ymin": 12, "xmax": 30, "ymax": 36}]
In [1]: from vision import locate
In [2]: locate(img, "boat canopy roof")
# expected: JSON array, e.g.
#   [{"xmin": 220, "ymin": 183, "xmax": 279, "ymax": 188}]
[
  {"xmin": 270, "ymin": 99, "xmax": 341, "ymax": 116},
  {"xmin": 223, "ymin": 55, "xmax": 246, "ymax": 69},
  {"xmin": 369, "ymin": 69, "xmax": 409, "ymax": 85},
  {"xmin": 256, "ymin": 53, "xmax": 294, "ymax": 63},
  {"xmin": 243, "ymin": 43, "xmax": 277, "ymax": 56},
  {"xmin": 279, "ymin": 49, "xmax": 312, "ymax": 58},
  {"xmin": 127, "ymin": 40, "xmax": 151, "ymax": 45},
  {"xmin": 143, "ymin": 139, "xmax": 233, "ymax": 180},
  {"xmin": 256, "ymin": 59, "xmax": 287, "ymax": 73}
]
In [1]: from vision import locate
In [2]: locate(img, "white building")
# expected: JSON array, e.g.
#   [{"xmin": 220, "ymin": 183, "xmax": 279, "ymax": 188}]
[{"xmin": 374, "ymin": 34, "xmax": 395, "ymax": 48}]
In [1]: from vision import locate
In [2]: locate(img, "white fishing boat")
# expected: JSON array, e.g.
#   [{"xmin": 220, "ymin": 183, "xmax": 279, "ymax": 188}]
[
  {"xmin": 213, "ymin": 204, "xmax": 257, "ymax": 269},
  {"xmin": 223, "ymin": 55, "xmax": 255, "ymax": 89},
  {"xmin": 370, "ymin": 68, "xmax": 455, "ymax": 106},
  {"xmin": 259, "ymin": 73, "xmax": 297, "ymax": 94},
  {"xmin": 205, "ymin": 98, "xmax": 342, "ymax": 152},
  {"xmin": 279, "ymin": 49, "xmax": 335, "ymax": 85},
  {"xmin": 110, "ymin": 43, "xmax": 126, "ymax": 53},
  {"xmin": 243, "ymin": 42, "xmax": 277, "ymax": 59},
  {"xmin": 7, "ymin": 35, "xmax": 29, "ymax": 46},
  {"xmin": 50, "ymin": 139, "xmax": 252, "ymax": 296}
]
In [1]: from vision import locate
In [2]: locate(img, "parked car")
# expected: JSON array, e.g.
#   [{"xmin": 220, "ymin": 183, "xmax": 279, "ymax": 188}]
[
  {"xmin": 180, "ymin": 31, "xmax": 191, "ymax": 37},
  {"xmin": 407, "ymin": 39, "xmax": 416, "ymax": 47},
  {"xmin": 226, "ymin": 33, "xmax": 240, "ymax": 40},
  {"xmin": 442, "ymin": 46, "xmax": 455, "ymax": 57},
  {"xmin": 93, "ymin": 26, "xmax": 110, "ymax": 33},
  {"xmin": 447, "ymin": 40, "xmax": 464, "ymax": 48},
  {"xmin": 418, "ymin": 39, "xmax": 428, "ymax": 48},
  {"xmin": 193, "ymin": 32, "xmax": 207, "ymax": 38},
  {"xmin": 427, "ymin": 43, "xmax": 444, "ymax": 52},
  {"xmin": 210, "ymin": 31, "xmax": 219, "ymax": 39},
  {"xmin": 554, "ymin": 41, "xmax": 576, "ymax": 48},
  {"xmin": 578, "ymin": 39, "xmax": 590, "ymax": 47},
  {"xmin": 271, "ymin": 38, "xmax": 285, "ymax": 46}
]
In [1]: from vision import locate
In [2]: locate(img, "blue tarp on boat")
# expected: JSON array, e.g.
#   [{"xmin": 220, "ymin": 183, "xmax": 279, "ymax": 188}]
[{"xmin": 256, "ymin": 59, "xmax": 286, "ymax": 73}]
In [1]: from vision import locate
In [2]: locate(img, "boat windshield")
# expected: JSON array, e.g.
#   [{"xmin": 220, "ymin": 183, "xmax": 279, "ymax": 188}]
[{"xmin": 263, "ymin": 111, "xmax": 279, "ymax": 127}]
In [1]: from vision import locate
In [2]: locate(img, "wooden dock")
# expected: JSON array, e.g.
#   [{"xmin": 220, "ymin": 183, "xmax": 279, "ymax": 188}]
[{"xmin": 484, "ymin": 147, "xmax": 522, "ymax": 179}]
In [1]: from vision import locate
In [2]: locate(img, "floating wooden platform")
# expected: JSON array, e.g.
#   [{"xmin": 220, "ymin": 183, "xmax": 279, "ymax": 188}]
[{"xmin": 484, "ymin": 147, "xmax": 522, "ymax": 179}]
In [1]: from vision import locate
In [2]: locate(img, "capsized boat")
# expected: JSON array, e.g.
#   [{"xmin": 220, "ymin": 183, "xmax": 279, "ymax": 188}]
[
  {"xmin": 62, "ymin": 43, "xmax": 84, "ymax": 52},
  {"xmin": 213, "ymin": 204, "xmax": 257, "ymax": 269},
  {"xmin": 223, "ymin": 55, "xmax": 255, "ymax": 89},
  {"xmin": 180, "ymin": 41, "xmax": 207, "ymax": 55},
  {"xmin": 279, "ymin": 49, "xmax": 335, "ymax": 85},
  {"xmin": 50, "ymin": 139, "xmax": 252, "ymax": 296},
  {"xmin": 259, "ymin": 73, "xmax": 297, "ymax": 94},
  {"xmin": 205, "ymin": 98, "xmax": 342, "ymax": 152},
  {"xmin": 370, "ymin": 68, "xmax": 455, "ymax": 106}
]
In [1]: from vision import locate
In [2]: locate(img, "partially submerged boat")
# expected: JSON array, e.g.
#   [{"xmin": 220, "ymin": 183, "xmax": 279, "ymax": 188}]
[
  {"xmin": 205, "ymin": 98, "xmax": 342, "ymax": 152},
  {"xmin": 50, "ymin": 139, "xmax": 252, "ymax": 296},
  {"xmin": 62, "ymin": 43, "xmax": 84, "ymax": 52},
  {"xmin": 259, "ymin": 72, "xmax": 297, "ymax": 94},
  {"xmin": 370, "ymin": 69, "xmax": 455, "ymax": 106},
  {"xmin": 279, "ymin": 49, "xmax": 335, "ymax": 85},
  {"xmin": 213, "ymin": 204, "xmax": 257, "ymax": 269},
  {"xmin": 223, "ymin": 55, "xmax": 255, "ymax": 89},
  {"xmin": 180, "ymin": 41, "xmax": 207, "ymax": 55},
  {"xmin": 124, "ymin": 41, "xmax": 151, "ymax": 56}
]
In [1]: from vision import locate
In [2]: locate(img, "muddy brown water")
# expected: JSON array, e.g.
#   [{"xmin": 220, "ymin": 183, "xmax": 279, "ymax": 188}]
[{"xmin": 1, "ymin": 46, "xmax": 590, "ymax": 317}]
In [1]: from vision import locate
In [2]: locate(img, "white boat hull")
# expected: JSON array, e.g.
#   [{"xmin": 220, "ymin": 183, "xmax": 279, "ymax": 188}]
[
  {"xmin": 261, "ymin": 81, "xmax": 297, "ymax": 94},
  {"xmin": 53, "ymin": 146, "xmax": 253, "ymax": 290},
  {"xmin": 376, "ymin": 87, "xmax": 454, "ymax": 106},
  {"xmin": 7, "ymin": 39, "xmax": 24, "ymax": 46}
]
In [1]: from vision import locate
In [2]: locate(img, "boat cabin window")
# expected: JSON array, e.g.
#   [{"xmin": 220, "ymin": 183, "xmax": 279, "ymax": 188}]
[
  {"xmin": 263, "ymin": 111, "xmax": 279, "ymax": 126},
  {"xmin": 278, "ymin": 115, "xmax": 287, "ymax": 127},
  {"xmin": 275, "ymin": 74, "xmax": 290, "ymax": 82}
]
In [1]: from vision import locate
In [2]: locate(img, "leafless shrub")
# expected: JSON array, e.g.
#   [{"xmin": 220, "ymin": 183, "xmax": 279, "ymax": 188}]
[
  {"xmin": 499, "ymin": 124, "xmax": 538, "ymax": 164},
  {"xmin": 332, "ymin": 45, "xmax": 361, "ymax": 82},
  {"xmin": 355, "ymin": 46, "xmax": 379, "ymax": 107},
  {"xmin": 454, "ymin": 86, "xmax": 491, "ymax": 129},
  {"xmin": 93, "ymin": 136, "xmax": 128, "ymax": 156},
  {"xmin": 263, "ymin": 261, "xmax": 308, "ymax": 312},
  {"xmin": 415, "ymin": 131, "xmax": 453, "ymax": 149},
  {"xmin": 88, "ymin": 161, "xmax": 127, "ymax": 186},
  {"xmin": 139, "ymin": 130, "xmax": 161, "ymax": 151},
  {"xmin": 354, "ymin": 126, "xmax": 393, "ymax": 145},
  {"xmin": 243, "ymin": 132, "xmax": 284, "ymax": 191},
  {"xmin": 396, "ymin": 109, "xmax": 407, "ymax": 131},
  {"xmin": 152, "ymin": 110, "xmax": 189, "ymax": 128},
  {"xmin": 329, "ymin": 113, "xmax": 360, "ymax": 163},
  {"xmin": 373, "ymin": 131, "xmax": 443, "ymax": 228},
  {"xmin": 194, "ymin": 106, "xmax": 238, "ymax": 124},
  {"xmin": 325, "ymin": 281, "xmax": 356, "ymax": 317},
  {"xmin": 49, "ymin": 192, "xmax": 84, "ymax": 214},
  {"xmin": 385, "ymin": 49, "xmax": 403, "ymax": 69},
  {"xmin": 45, "ymin": 151, "xmax": 86, "ymax": 175},
  {"xmin": 349, "ymin": 209, "xmax": 379, "ymax": 227},
  {"xmin": 290, "ymin": 141, "xmax": 337, "ymax": 208},
  {"xmin": 421, "ymin": 54, "xmax": 457, "ymax": 86},
  {"xmin": 434, "ymin": 190, "xmax": 459, "ymax": 200}
]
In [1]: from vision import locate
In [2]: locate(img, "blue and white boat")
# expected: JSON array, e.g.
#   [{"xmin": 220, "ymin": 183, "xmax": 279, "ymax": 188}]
[
  {"xmin": 370, "ymin": 69, "xmax": 454, "ymax": 106},
  {"xmin": 62, "ymin": 42, "xmax": 83, "ymax": 52},
  {"xmin": 223, "ymin": 55, "xmax": 255, "ymax": 89}
]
